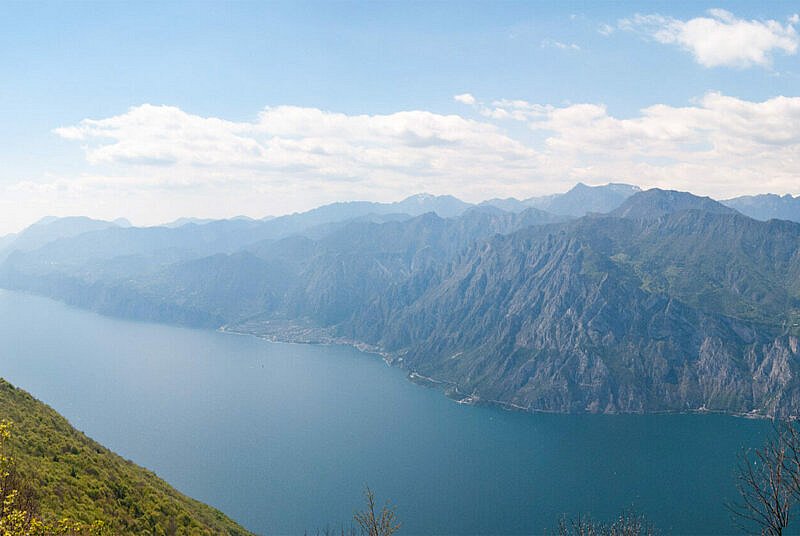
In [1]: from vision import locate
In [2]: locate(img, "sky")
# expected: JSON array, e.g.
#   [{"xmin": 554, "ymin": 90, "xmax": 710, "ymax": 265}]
[{"xmin": 1, "ymin": 0, "xmax": 799, "ymax": 234}]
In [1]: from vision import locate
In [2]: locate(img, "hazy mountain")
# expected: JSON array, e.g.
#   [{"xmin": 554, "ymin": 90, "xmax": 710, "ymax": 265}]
[
  {"xmin": 478, "ymin": 197, "xmax": 531, "ymax": 213},
  {"xmin": 0, "ymin": 216, "xmax": 123, "ymax": 260},
  {"xmin": 0, "ymin": 206, "xmax": 560, "ymax": 328},
  {"xmin": 260, "ymin": 193, "xmax": 472, "ymax": 237},
  {"xmin": 6, "ymin": 188, "xmax": 800, "ymax": 417},
  {"xmin": 163, "ymin": 215, "xmax": 257, "ymax": 228},
  {"xmin": 162, "ymin": 217, "xmax": 218, "ymax": 228},
  {"xmin": 527, "ymin": 182, "xmax": 641, "ymax": 217},
  {"xmin": 0, "ymin": 193, "xmax": 480, "ymax": 281},
  {"xmin": 0, "ymin": 233, "xmax": 17, "ymax": 252},
  {"xmin": 391, "ymin": 193, "xmax": 472, "ymax": 217},
  {"xmin": 611, "ymin": 188, "xmax": 738, "ymax": 219},
  {"xmin": 723, "ymin": 193, "xmax": 800, "ymax": 223},
  {"xmin": 288, "ymin": 212, "xmax": 415, "ymax": 240},
  {"xmin": 480, "ymin": 183, "xmax": 640, "ymax": 217}
]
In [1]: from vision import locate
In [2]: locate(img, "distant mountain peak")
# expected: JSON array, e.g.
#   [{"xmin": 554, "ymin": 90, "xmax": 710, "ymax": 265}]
[
  {"xmin": 0, "ymin": 215, "xmax": 125, "ymax": 260},
  {"xmin": 722, "ymin": 193, "xmax": 800, "ymax": 223},
  {"xmin": 567, "ymin": 182, "xmax": 641, "ymax": 194},
  {"xmin": 400, "ymin": 192, "xmax": 463, "ymax": 204},
  {"xmin": 525, "ymin": 182, "xmax": 641, "ymax": 217},
  {"xmin": 569, "ymin": 182, "xmax": 593, "ymax": 191},
  {"xmin": 33, "ymin": 216, "xmax": 59, "ymax": 226},
  {"xmin": 403, "ymin": 193, "xmax": 436, "ymax": 201},
  {"xmin": 393, "ymin": 193, "xmax": 471, "ymax": 218},
  {"xmin": 31, "ymin": 215, "xmax": 116, "ymax": 227},
  {"xmin": 612, "ymin": 188, "xmax": 737, "ymax": 220}
]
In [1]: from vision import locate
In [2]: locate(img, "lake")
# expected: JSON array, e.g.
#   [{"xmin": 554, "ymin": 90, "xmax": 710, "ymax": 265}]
[{"xmin": 0, "ymin": 289, "xmax": 772, "ymax": 534}]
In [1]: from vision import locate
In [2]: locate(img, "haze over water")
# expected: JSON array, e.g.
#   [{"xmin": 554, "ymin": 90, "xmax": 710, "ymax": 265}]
[{"xmin": 0, "ymin": 290, "xmax": 771, "ymax": 534}]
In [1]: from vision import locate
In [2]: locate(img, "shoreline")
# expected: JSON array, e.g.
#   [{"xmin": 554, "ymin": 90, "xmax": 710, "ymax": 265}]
[
  {"xmin": 0, "ymin": 288, "xmax": 788, "ymax": 422},
  {"xmin": 218, "ymin": 324, "xmax": 778, "ymax": 422}
]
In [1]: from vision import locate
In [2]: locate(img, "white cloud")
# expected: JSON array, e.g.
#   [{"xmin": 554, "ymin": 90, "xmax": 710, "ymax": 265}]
[
  {"xmin": 619, "ymin": 9, "xmax": 799, "ymax": 68},
  {"xmin": 541, "ymin": 39, "xmax": 581, "ymax": 51},
  {"xmin": 20, "ymin": 91, "xmax": 799, "ymax": 233},
  {"xmin": 453, "ymin": 93, "xmax": 476, "ymax": 105},
  {"xmin": 598, "ymin": 23, "xmax": 615, "ymax": 36},
  {"xmin": 457, "ymin": 91, "xmax": 800, "ymax": 194},
  {"xmin": 55, "ymin": 104, "xmax": 540, "ymax": 182},
  {"xmin": 46, "ymin": 103, "xmax": 546, "ymax": 222}
]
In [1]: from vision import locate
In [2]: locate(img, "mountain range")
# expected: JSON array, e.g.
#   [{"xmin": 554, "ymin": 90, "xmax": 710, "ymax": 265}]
[{"xmin": 3, "ymin": 183, "xmax": 800, "ymax": 417}]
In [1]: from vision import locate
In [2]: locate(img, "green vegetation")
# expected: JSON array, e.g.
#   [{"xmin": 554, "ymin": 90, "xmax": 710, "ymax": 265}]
[
  {"xmin": 0, "ymin": 379, "xmax": 251, "ymax": 535},
  {"xmin": 0, "ymin": 418, "xmax": 109, "ymax": 535}
]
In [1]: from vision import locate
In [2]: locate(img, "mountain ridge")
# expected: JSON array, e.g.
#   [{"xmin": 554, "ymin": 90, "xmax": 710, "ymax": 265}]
[{"xmin": 723, "ymin": 193, "xmax": 800, "ymax": 223}]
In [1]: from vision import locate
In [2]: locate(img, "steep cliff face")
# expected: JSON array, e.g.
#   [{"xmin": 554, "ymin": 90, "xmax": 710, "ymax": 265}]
[{"xmin": 339, "ymin": 200, "xmax": 800, "ymax": 416}]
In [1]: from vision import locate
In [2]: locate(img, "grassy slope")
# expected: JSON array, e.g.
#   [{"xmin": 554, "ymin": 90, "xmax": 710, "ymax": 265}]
[{"xmin": 0, "ymin": 379, "xmax": 253, "ymax": 536}]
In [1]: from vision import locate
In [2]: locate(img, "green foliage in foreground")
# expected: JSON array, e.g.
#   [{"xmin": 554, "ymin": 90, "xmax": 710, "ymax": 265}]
[{"xmin": 0, "ymin": 378, "xmax": 252, "ymax": 535}]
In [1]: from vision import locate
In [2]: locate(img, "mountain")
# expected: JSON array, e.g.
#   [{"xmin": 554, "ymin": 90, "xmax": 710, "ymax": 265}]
[
  {"xmin": 478, "ymin": 197, "xmax": 531, "ymax": 213},
  {"xmin": 527, "ymin": 182, "xmax": 641, "ymax": 217},
  {"xmin": 0, "ymin": 206, "xmax": 562, "ymax": 328},
  {"xmin": 0, "ymin": 233, "xmax": 17, "ymax": 252},
  {"xmin": 391, "ymin": 193, "xmax": 472, "ymax": 217},
  {"xmin": 6, "ymin": 188, "xmax": 800, "ymax": 417},
  {"xmin": 231, "ymin": 190, "xmax": 800, "ymax": 417},
  {"xmin": 0, "ymin": 194, "xmax": 474, "ymax": 280},
  {"xmin": 337, "ymin": 191, "xmax": 800, "ymax": 416},
  {"xmin": 0, "ymin": 216, "xmax": 123, "ymax": 261},
  {"xmin": 163, "ymin": 217, "xmax": 218, "ymax": 228},
  {"xmin": 164, "ymin": 216, "xmax": 257, "ymax": 228},
  {"xmin": 0, "ymin": 378, "xmax": 250, "ymax": 535},
  {"xmin": 611, "ymin": 188, "xmax": 738, "ymax": 219},
  {"xmin": 480, "ymin": 183, "xmax": 640, "ymax": 217},
  {"xmin": 723, "ymin": 193, "xmax": 800, "ymax": 223},
  {"xmin": 261, "ymin": 193, "xmax": 472, "ymax": 235}
]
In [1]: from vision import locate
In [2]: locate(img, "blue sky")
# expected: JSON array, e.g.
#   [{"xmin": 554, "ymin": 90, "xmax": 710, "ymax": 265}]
[{"xmin": 1, "ymin": 1, "xmax": 799, "ymax": 233}]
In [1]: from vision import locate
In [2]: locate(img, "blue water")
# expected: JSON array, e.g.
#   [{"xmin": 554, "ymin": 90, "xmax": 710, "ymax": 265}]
[{"xmin": 0, "ymin": 290, "xmax": 772, "ymax": 534}]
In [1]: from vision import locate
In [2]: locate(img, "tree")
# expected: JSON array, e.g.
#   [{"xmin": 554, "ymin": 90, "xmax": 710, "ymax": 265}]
[
  {"xmin": 554, "ymin": 510, "xmax": 656, "ymax": 536},
  {"xmin": 353, "ymin": 486, "xmax": 401, "ymax": 536},
  {"xmin": 729, "ymin": 423, "xmax": 799, "ymax": 535}
]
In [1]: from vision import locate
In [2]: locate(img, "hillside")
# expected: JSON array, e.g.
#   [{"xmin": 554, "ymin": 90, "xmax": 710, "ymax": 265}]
[{"xmin": 0, "ymin": 379, "xmax": 251, "ymax": 535}]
